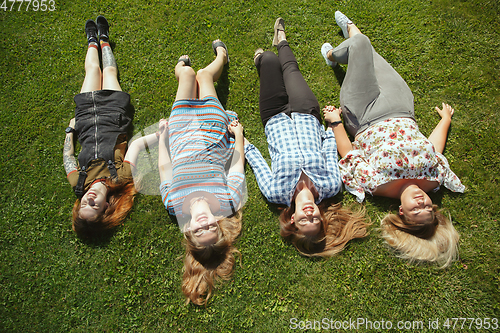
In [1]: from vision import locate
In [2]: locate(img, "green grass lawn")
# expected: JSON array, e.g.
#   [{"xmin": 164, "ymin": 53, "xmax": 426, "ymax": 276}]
[{"xmin": 1, "ymin": 0, "xmax": 499, "ymax": 331}]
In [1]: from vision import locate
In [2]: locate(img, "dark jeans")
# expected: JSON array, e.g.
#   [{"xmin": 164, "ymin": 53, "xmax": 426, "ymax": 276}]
[{"xmin": 255, "ymin": 41, "xmax": 321, "ymax": 126}]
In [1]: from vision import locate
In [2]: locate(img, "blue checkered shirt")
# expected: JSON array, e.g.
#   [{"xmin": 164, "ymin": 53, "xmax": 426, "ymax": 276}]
[{"xmin": 244, "ymin": 113, "xmax": 342, "ymax": 206}]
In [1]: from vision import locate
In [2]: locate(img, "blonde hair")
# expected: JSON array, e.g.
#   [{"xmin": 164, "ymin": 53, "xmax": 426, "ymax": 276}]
[
  {"xmin": 279, "ymin": 201, "xmax": 369, "ymax": 257},
  {"xmin": 380, "ymin": 206, "xmax": 459, "ymax": 268},
  {"xmin": 182, "ymin": 211, "xmax": 242, "ymax": 306}
]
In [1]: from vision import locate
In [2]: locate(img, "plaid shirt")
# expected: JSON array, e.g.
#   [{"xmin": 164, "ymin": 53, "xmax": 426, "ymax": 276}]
[{"xmin": 245, "ymin": 113, "xmax": 341, "ymax": 206}]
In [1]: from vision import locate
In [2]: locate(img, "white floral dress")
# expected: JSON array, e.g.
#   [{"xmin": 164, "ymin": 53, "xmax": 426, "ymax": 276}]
[{"xmin": 339, "ymin": 118, "xmax": 465, "ymax": 202}]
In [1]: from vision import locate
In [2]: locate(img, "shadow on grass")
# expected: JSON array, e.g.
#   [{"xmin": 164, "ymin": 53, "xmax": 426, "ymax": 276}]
[
  {"xmin": 215, "ymin": 64, "xmax": 230, "ymax": 108},
  {"xmin": 128, "ymin": 104, "xmax": 136, "ymax": 138},
  {"xmin": 370, "ymin": 196, "xmax": 399, "ymax": 215},
  {"xmin": 332, "ymin": 63, "xmax": 346, "ymax": 87},
  {"xmin": 79, "ymin": 228, "xmax": 117, "ymax": 248},
  {"xmin": 322, "ymin": 42, "xmax": 347, "ymax": 87},
  {"xmin": 265, "ymin": 201, "xmax": 283, "ymax": 217}
]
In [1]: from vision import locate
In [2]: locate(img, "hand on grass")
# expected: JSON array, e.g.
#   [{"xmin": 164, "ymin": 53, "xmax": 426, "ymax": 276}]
[{"xmin": 435, "ymin": 103, "xmax": 454, "ymax": 120}]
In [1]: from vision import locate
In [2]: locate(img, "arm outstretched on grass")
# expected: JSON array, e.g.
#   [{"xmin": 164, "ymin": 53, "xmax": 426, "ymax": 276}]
[{"xmin": 428, "ymin": 103, "xmax": 455, "ymax": 154}]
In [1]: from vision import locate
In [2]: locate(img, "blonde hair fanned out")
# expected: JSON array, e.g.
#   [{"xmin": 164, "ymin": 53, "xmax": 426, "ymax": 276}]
[
  {"xmin": 182, "ymin": 211, "xmax": 242, "ymax": 306},
  {"xmin": 380, "ymin": 206, "xmax": 459, "ymax": 268},
  {"xmin": 280, "ymin": 202, "xmax": 370, "ymax": 257}
]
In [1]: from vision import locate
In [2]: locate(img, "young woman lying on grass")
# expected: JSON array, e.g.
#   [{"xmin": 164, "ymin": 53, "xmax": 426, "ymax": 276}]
[
  {"xmin": 64, "ymin": 16, "xmax": 145, "ymax": 238},
  {"xmin": 158, "ymin": 41, "xmax": 246, "ymax": 305},
  {"xmin": 321, "ymin": 11, "xmax": 465, "ymax": 267},
  {"xmin": 245, "ymin": 18, "xmax": 369, "ymax": 258}
]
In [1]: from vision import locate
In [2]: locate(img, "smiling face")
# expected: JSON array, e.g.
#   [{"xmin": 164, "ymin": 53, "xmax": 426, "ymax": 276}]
[
  {"xmin": 399, "ymin": 184, "xmax": 434, "ymax": 224},
  {"xmin": 79, "ymin": 181, "xmax": 109, "ymax": 221},
  {"xmin": 291, "ymin": 186, "xmax": 322, "ymax": 237},
  {"xmin": 188, "ymin": 198, "xmax": 220, "ymax": 246}
]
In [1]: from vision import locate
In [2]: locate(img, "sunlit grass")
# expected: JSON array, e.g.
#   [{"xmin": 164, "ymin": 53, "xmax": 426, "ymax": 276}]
[{"xmin": 0, "ymin": 0, "xmax": 498, "ymax": 331}]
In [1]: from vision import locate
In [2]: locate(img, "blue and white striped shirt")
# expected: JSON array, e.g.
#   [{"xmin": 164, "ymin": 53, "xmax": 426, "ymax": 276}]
[
  {"xmin": 160, "ymin": 97, "xmax": 245, "ymax": 223},
  {"xmin": 244, "ymin": 113, "xmax": 341, "ymax": 206}
]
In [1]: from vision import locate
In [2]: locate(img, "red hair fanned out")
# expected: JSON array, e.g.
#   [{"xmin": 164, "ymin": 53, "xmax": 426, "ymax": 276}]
[{"xmin": 72, "ymin": 178, "xmax": 137, "ymax": 238}]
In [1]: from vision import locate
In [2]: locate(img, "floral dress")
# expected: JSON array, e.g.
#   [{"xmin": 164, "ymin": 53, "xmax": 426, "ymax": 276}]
[{"xmin": 339, "ymin": 118, "xmax": 465, "ymax": 202}]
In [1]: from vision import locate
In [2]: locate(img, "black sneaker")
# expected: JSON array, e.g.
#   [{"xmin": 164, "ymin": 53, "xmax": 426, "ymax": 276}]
[
  {"xmin": 96, "ymin": 15, "xmax": 110, "ymax": 41},
  {"xmin": 85, "ymin": 19, "xmax": 98, "ymax": 44}
]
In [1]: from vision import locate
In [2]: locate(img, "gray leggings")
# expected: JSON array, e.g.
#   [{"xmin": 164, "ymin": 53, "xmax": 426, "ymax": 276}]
[{"xmin": 331, "ymin": 34, "xmax": 415, "ymax": 136}]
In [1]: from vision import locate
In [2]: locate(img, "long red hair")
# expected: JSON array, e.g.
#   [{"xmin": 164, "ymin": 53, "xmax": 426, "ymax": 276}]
[{"xmin": 72, "ymin": 177, "xmax": 137, "ymax": 238}]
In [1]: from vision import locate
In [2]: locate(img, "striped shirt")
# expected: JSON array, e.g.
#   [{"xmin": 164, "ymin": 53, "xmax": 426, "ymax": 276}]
[
  {"xmin": 244, "ymin": 113, "xmax": 342, "ymax": 206},
  {"xmin": 160, "ymin": 97, "xmax": 245, "ymax": 222}
]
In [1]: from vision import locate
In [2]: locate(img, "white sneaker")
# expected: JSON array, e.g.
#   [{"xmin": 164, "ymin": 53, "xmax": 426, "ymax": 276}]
[
  {"xmin": 321, "ymin": 43, "xmax": 337, "ymax": 67},
  {"xmin": 335, "ymin": 11, "xmax": 352, "ymax": 38}
]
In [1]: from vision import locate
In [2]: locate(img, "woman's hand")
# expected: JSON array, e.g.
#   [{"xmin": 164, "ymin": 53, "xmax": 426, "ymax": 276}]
[
  {"xmin": 323, "ymin": 105, "xmax": 353, "ymax": 157},
  {"xmin": 69, "ymin": 118, "xmax": 75, "ymax": 129},
  {"xmin": 158, "ymin": 118, "xmax": 168, "ymax": 136},
  {"xmin": 228, "ymin": 119, "xmax": 245, "ymax": 174},
  {"xmin": 435, "ymin": 103, "xmax": 455, "ymax": 120},
  {"xmin": 323, "ymin": 105, "xmax": 342, "ymax": 123},
  {"xmin": 228, "ymin": 119, "xmax": 243, "ymax": 137}
]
